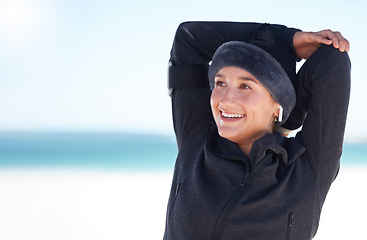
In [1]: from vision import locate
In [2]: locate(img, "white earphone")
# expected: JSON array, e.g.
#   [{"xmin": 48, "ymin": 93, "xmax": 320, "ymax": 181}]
[{"xmin": 278, "ymin": 106, "xmax": 283, "ymax": 123}]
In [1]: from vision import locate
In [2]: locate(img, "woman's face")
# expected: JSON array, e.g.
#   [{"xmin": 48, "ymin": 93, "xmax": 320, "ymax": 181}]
[{"xmin": 210, "ymin": 67, "xmax": 279, "ymax": 145}]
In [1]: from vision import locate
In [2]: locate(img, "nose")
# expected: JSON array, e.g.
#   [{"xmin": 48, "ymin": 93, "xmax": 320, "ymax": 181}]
[{"xmin": 219, "ymin": 87, "xmax": 237, "ymax": 108}]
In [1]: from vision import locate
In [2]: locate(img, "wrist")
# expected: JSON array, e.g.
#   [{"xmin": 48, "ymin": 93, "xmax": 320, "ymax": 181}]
[{"xmin": 274, "ymin": 125, "xmax": 292, "ymax": 137}]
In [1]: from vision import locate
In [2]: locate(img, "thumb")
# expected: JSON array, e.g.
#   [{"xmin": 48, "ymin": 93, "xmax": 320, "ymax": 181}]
[
  {"xmin": 319, "ymin": 37, "xmax": 333, "ymax": 45},
  {"xmin": 312, "ymin": 32, "xmax": 333, "ymax": 45}
]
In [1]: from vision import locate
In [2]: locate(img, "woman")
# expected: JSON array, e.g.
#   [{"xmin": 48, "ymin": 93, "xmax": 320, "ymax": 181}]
[{"xmin": 164, "ymin": 22, "xmax": 350, "ymax": 240}]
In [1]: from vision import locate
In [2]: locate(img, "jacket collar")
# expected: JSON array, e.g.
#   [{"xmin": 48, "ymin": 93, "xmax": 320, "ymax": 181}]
[
  {"xmin": 206, "ymin": 123, "xmax": 250, "ymax": 166},
  {"xmin": 206, "ymin": 123, "xmax": 306, "ymax": 170}
]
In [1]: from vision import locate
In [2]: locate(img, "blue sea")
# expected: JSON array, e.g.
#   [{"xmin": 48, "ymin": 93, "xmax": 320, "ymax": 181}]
[{"xmin": 0, "ymin": 132, "xmax": 365, "ymax": 169}]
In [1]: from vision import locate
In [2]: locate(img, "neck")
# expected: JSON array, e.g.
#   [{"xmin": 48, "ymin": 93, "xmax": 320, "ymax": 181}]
[
  {"xmin": 237, "ymin": 129, "xmax": 273, "ymax": 156},
  {"xmin": 238, "ymin": 142, "xmax": 253, "ymax": 156}
]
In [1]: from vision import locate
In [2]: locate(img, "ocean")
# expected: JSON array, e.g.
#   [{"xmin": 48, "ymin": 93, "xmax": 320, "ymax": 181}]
[
  {"xmin": 0, "ymin": 132, "xmax": 365, "ymax": 169},
  {"xmin": 0, "ymin": 132, "xmax": 177, "ymax": 170}
]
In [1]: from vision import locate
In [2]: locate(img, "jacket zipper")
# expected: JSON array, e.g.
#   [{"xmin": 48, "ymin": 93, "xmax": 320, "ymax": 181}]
[
  {"xmin": 165, "ymin": 182, "xmax": 182, "ymax": 239},
  {"xmin": 284, "ymin": 213, "xmax": 293, "ymax": 240},
  {"xmin": 211, "ymin": 173, "xmax": 249, "ymax": 240},
  {"xmin": 168, "ymin": 182, "xmax": 181, "ymax": 221}
]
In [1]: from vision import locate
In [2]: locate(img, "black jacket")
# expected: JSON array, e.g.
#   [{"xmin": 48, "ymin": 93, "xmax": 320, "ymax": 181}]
[{"xmin": 164, "ymin": 22, "xmax": 351, "ymax": 240}]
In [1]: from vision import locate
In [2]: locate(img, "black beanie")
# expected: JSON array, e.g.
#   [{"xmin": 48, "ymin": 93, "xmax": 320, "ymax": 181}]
[{"xmin": 208, "ymin": 41, "xmax": 296, "ymax": 124}]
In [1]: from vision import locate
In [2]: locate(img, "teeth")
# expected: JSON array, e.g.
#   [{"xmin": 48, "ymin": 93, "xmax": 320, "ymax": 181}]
[{"xmin": 222, "ymin": 112, "xmax": 245, "ymax": 118}]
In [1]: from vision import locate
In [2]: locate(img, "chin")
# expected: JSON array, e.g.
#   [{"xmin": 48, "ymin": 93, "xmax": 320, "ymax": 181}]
[
  {"xmin": 217, "ymin": 128, "xmax": 244, "ymax": 143},
  {"xmin": 218, "ymin": 126, "xmax": 271, "ymax": 145}
]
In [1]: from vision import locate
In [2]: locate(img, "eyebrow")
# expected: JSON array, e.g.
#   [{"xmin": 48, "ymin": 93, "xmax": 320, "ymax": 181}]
[{"xmin": 215, "ymin": 74, "xmax": 258, "ymax": 84}]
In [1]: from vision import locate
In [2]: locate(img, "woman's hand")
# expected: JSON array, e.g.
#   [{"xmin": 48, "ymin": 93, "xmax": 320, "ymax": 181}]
[{"xmin": 293, "ymin": 30, "xmax": 350, "ymax": 59}]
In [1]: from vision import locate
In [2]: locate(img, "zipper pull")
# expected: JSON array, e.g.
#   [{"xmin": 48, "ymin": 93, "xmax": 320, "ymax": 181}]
[
  {"xmin": 288, "ymin": 213, "xmax": 293, "ymax": 227},
  {"xmin": 175, "ymin": 183, "xmax": 181, "ymax": 196},
  {"xmin": 241, "ymin": 173, "xmax": 249, "ymax": 186}
]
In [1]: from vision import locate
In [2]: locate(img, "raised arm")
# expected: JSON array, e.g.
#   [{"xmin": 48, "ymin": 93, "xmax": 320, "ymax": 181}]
[
  {"xmin": 290, "ymin": 43, "xmax": 351, "ymax": 198},
  {"xmin": 170, "ymin": 22, "xmax": 300, "ymax": 64}
]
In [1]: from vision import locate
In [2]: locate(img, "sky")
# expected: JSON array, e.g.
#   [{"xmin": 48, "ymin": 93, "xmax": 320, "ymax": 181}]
[{"xmin": 0, "ymin": 0, "xmax": 366, "ymax": 141}]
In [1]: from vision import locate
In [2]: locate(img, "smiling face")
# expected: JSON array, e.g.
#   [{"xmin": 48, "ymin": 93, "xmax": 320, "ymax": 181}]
[{"xmin": 210, "ymin": 67, "xmax": 280, "ymax": 150}]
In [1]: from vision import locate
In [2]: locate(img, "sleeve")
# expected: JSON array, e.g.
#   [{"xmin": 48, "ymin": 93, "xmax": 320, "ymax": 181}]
[
  {"xmin": 168, "ymin": 21, "xmax": 301, "ymax": 147},
  {"xmin": 293, "ymin": 44, "xmax": 351, "ymax": 197}
]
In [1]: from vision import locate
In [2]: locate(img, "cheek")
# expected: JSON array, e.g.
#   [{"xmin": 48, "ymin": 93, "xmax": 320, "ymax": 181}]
[
  {"xmin": 258, "ymin": 98, "xmax": 277, "ymax": 120},
  {"xmin": 247, "ymin": 95, "xmax": 274, "ymax": 117},
  {"xmin": 210, "ymin": 90, "xmax": 220, "ymax": 111}
]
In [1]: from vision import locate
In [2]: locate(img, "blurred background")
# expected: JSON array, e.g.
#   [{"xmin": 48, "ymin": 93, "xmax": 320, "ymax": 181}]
[{"xmin": 0, "ymin": 0, "xmax": 366, "ymax": 239}]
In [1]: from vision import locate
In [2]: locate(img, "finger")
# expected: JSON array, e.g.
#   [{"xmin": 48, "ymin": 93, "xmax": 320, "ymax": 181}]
[
  {"xmin": 346, "ymin": 40, "xmax": 350, "ymax": 52},
  {"xmin": 334, "ymin": 31, "xmax": 345, "ymax": 51},
  {"xmin": 321, "ymin": 29, "xmax": 340, "ymax": 48},
  {"xmin": 334, "ymin": 31, "xmax": 350, "ymax": 52},
  {"xmin": 308, "ymin": 31, "xmax": 332, "ymax": 45}
]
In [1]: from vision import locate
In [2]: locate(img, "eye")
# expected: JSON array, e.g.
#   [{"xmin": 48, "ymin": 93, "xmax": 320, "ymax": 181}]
[
  {"xmin": 215, "ymin": 80, "xmax": 226, "ymax": 87},
  {"xmin": 240, "ymin": 83, "xmax": 251, "ymax": 90}
]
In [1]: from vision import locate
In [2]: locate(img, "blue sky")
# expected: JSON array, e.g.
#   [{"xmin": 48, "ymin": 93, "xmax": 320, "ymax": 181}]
[{"xmin": 0, "ymin": 0, "xmax": 365, "ymax": 141}]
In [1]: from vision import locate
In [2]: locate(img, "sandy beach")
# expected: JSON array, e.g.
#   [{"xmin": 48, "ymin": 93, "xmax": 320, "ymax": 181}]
[{"xmin": 0, "ymin": 166, "xmax": 365, "ymax": 240}]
